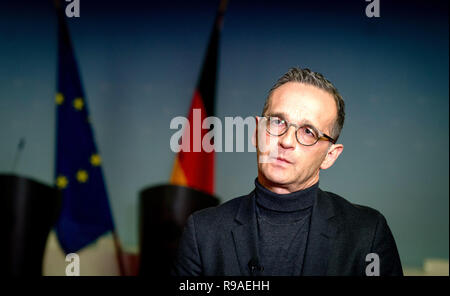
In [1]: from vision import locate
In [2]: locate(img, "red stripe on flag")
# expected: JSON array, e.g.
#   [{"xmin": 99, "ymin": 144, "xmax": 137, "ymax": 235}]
[{"xmin": 176, "ymin": 90, "xmax": 214, "ymax": 195}]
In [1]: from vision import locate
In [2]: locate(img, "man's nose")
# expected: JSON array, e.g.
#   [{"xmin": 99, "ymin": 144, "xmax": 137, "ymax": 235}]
[{"xmin": 279, "ymin": 125, "xmax": 296, "ymax": 149}]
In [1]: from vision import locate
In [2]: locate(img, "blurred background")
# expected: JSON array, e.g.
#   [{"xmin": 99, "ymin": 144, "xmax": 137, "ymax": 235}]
[{"xmin": 0, "ymin": 0, "xmax": 448, "ymax": 275}]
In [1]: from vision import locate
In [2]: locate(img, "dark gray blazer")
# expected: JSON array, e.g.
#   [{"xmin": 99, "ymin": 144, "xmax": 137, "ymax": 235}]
[{"xmin": 172, "ymin": 189, "xmax": 403, "ymax": 276}]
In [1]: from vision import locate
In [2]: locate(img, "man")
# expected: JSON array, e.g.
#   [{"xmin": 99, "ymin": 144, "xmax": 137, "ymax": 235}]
[{"xmin": 172, "ymin": 67, "xmax": 403, "ymax": 276}]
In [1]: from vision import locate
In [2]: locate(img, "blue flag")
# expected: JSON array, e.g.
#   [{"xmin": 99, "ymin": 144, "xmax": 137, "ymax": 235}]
[{"xmin": 54, "ymin": 9, "xmax": 114, "ymax": 254}]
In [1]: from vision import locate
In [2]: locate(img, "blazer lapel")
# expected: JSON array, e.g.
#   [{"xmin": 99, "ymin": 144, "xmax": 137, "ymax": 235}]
[
  {"xmin": 302, "ymin": 189, "xmax": 339, "ymax": 276},
  {"xmin": 231, "ymin": 191, "xmax": 259, "ymax": 276}
]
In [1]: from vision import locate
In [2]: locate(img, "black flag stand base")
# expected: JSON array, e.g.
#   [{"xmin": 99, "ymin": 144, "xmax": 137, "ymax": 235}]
[
  {"xmin": 0, "ymin": 174, "xmax": 61, "ymax": 276},
  {"xmin": 138, "ymin": 184, "xmax": 219, "ymax": 276}
]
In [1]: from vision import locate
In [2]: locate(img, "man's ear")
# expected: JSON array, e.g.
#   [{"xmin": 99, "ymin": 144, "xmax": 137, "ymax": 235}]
[
  {"xmin": 252, "ymin": 116, "xmax": 259, "ymax": 147},
  {"xmin": 320, "ymin": 143, "xmax": 344, "ymax": 170}
]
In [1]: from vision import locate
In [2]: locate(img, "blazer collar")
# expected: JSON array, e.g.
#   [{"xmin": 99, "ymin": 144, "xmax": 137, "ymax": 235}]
[
  {"xmin": 231, "ymin": 190, "xmax": 260, "ymax": 276},
  {"xmin": 301, "ymin": 188, "xmax": 340, "ymax": 275},
  {"xmin": 231, "ymin": 188, "xmax": 340, "ymax": 276},
  {"xmin": 234, "ymin": 190, "xmax": 256, "ymax": 225}
]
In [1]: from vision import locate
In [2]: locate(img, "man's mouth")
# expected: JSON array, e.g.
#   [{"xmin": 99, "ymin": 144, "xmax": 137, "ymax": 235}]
[{"xmin": 274, "ymin": 156, "xmax": 292, "ymax": 164}]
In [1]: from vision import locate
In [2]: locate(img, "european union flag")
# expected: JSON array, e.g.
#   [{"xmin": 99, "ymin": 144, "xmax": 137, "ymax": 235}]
[{"xmin": 54, "ymin": 9, "xmax": 115, "ymax": 254}]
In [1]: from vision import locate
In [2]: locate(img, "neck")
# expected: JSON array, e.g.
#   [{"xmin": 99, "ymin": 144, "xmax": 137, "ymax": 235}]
[
  {"xmin": 254, "ymin": 178, "xmax": 317, "ymax": 214},
  {"xmin": 257, "ymin": 173, "xmax": 319, "ymax": 194}
]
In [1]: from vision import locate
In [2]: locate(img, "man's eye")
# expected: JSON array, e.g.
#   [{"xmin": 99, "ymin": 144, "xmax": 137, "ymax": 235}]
[
  {"xmin": 274, "ymin": 119, "xmax": 283, "ymax": 125},
  {"xmin": 303, "ymin": 127, "xmax": 317, "ymax": 138},
  {"xmin": 271, "ymin": 118, "xmax": 283, "ymax": 125}
]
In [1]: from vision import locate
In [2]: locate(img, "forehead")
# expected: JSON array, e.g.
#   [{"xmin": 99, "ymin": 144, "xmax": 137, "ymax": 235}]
[{"xmin": 267, "ymin": 82, "xmax": 337, "ymax": 132}]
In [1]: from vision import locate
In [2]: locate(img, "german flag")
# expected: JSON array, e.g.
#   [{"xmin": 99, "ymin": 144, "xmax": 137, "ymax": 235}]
[{"xmin": 170, "ymin": 0, "xmax": 228, "ymax": 195}]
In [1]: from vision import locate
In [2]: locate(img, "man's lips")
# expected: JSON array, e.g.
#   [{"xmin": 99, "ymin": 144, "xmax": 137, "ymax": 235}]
[{"xmin": 274, "ymin": 157, "xmax": 293, "ymax": 164}]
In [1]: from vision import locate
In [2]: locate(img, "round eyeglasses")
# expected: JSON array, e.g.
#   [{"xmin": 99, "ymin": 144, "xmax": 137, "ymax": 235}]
[{"xmin": 262, "ymin": 116, "xmax": 336, "ymax": 146}]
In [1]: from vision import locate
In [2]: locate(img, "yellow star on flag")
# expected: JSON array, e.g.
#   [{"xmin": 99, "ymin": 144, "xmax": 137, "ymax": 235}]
[
  {"xmin": 73, "ymin": 97, "xmax": 84, "ymax": 110},
  {"xmin": 90, "ymin": 154, "xmax": 102, "ymax": 166},
  {"xmin": 56, "ymin": 175, "xmax": 68, "ymax": 189},
  {"xmin": 76, "ymin": 170, "xmax": 89, "ymax": 183},
  {"xmin": 55, "ymin": 93, "xmax": 64, "ymax": 105}
]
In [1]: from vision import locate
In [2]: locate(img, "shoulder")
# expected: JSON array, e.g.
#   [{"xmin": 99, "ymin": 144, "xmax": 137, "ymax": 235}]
[
  {"xmin": 320, "ymin": 190, "xmax": 392, "ymax": 249},
  {"xmin": 319, "ymin": 190, "xmax": 403, "ymax": 275},
  {"xmin": 190, "ymin": 193, "xmax": 249, "ymax": 225},
  {"xmin": 320, "ymin": 190, "xmax": 385, "ymax": 227}
]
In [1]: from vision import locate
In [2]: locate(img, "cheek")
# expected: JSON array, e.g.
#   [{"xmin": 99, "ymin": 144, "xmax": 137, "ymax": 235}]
[
  {"xmin": 257, "ymin": 132, "xmax": 279, "ymax": 155},
  {"xmin": 266, "ymin": 133, "xmax": 279, "ymax": 150},
  {"xmin": 292, "ymin": 147, "xmax": 326, "ymax": 168}
]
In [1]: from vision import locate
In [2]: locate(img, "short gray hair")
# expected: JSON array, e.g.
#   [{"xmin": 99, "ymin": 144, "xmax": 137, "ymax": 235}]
[{"xmin": 262, "ymin": 67, "xmax": 345, "ymax": 142}]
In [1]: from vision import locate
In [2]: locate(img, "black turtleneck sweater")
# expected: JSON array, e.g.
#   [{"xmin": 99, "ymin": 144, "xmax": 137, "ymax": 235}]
[{"xmin": 254, "ymin": 179, "xmax": 317, "ymax": 276}]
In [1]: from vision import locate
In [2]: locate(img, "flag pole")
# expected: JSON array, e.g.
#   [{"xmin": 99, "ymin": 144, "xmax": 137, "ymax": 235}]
[
  {"xmin": 219, "ymin": 0, "xmax": 229, "ymax": 14},
  {"xmin": 112, "ymin": 231, "xmax": 126, "ymax": 276}
]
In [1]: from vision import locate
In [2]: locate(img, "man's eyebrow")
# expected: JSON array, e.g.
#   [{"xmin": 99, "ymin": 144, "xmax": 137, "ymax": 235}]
[{"xmin": 266, "ymin": 112, "xmax": 289, "ymax": 121}]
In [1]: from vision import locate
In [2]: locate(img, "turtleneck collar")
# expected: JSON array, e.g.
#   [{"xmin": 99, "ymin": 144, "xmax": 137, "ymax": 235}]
[{"xmin": 255, "ymin": 178, "xmax": 318, "ymax": 212}]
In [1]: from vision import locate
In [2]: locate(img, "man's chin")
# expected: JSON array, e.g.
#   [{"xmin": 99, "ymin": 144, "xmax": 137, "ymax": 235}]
[{"xmin": 261, "ymin": 170, "xmax": 292, "ymax": 186}]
